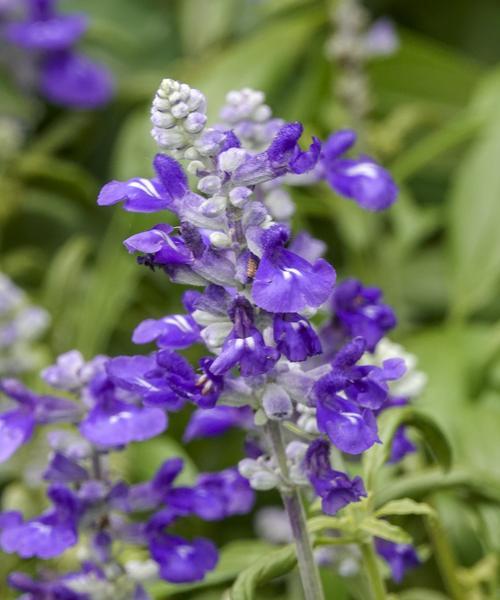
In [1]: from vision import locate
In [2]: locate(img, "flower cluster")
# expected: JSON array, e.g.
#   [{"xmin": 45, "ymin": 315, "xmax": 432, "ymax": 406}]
[
  {"xmin": 2, "ymin": 0, "xmax": 113, "ymax": 108},
  {"xmin": 0, "ymin": 273, "xmax": 49, "ymax": 377},
  {"xmin": 0, "ymin": 350, "xmax": 254, "ymax": 595},
  {"xmin": 96, "ymin": 79, "xmax": 422, "ymax": 581},
  {"xmin": 0, "ymin": 78, "xmax": 423, "ymax": 594}
]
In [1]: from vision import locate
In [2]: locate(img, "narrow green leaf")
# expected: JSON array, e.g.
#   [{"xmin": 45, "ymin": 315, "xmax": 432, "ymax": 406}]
[
  {"xmin": 307, "ymin": 515, "xmax": 350, "ymax": 534},
  {"xmin": 230, "ymin": 544, "xmax": 296, "ymax": 600},
  {"xmin": 75, "ymin": 210, "xmax": 140, "ymax": 355},
  {"xmin": 374, "ymin": 468, "xmax": 500, "ymax": 508},
  {"xmin": 449, "ymin": 100, "xmax": 500, "ymax": 317},
  {"xmin": 360, "ymin": 517, "xmax": 412, "ymax": 544},
  {"xmin": 375, "ymin": 498, "xmax": 436, "ymax": 519},
  {"xmin": 363, "ymin": 406, "xmax": 452, "ymax": 490}
]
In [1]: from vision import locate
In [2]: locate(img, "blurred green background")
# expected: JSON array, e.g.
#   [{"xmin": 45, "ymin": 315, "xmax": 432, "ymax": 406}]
[{"xmin": 2, "ymin": 0, "xmax": 500, "ymax": 597}]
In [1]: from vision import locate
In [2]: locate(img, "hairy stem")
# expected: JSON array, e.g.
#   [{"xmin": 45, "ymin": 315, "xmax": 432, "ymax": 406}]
[
  {"xmin": 266, "ymin": 421, "xmax": 325, "ymax": 600},
  {"xmin": 360, "ymin": 541, "xmax": 387, "ymax": 600}
]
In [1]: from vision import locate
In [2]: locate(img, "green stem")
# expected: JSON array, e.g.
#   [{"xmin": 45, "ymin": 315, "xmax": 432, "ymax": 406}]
[
  {"xmin": 266, "ymin": 421, "xmax": 325, "ymax": 600},
  {"xmin": 426, "ymin": 515, "xmax": 466, "ymax": 600},
  {"xmin": 360, "ymin": 541, "xmax": 387, "ymax": 600}
]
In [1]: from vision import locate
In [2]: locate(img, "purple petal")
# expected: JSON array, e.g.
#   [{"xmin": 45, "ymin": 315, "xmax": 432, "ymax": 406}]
[
  {"xmin": 183, "ymin": 406, "xmax": 253, "ymax": 442},
  {"xmin": 0, "ymin": 409, "xmax": 35, "ymax": 463},
  {"xmin": 1, "ymin": 518, "xmax": 77, "ymax": 559},
  {"xmin": 322, "ymin": 130, "xmax": 356, "ymax": 161},
  {"xmin": 98, "ymin": 178, "xmax": 171, "ymax": 213},
  {"xmin": 79, "ymin": 400, "xmax": 167, "ymax": 447},
  {"xmin": 133, "ymin": 314, "xmax": 200, "ymax": 349},
  {"xmin": 252, "ymin": 250, "xmax": 336, "ymax": 313},
  {"xmin": 150, "ymin": 534, "xmax": 218, "ymax": 583},
  {"xmin": 153, "ymin": 154, "xmax": 188, "ymax": 200},
  {"xmin": 327, "ymin": 158, "xmax": 398, "ymax": 212},
  {"xmin": 40, "ymin": 51, "xmax": 114, "ymax": 109},
  {"xmin": 317, "ymin": 397, "xmax": 379, "ymax": 454},
  {"xmin": 6, "ymin": 15, "xmax": 87, "ymax": 50}
]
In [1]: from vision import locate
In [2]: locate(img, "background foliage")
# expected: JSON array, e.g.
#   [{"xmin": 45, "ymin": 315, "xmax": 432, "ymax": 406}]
[{"xmin": 1, "ymin": 0, "xmax": 500, "ymax": 597}]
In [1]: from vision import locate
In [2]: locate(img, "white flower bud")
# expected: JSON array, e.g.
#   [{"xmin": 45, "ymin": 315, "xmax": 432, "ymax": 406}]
[
  {"xmin": 250, "ymin": 471, "xmax": 280, "ymax": 490},
  {"xmin": 209, "ymin": 232, "xmax": 232, "ymax": 248},
  {"xmin": 262, "ymin": 383, "xmax": 293, "ymax": 421},
  {"xmin": 218, "ymin": 148, "xmax": 247, "ymax": 172},
  {"xmin": 198, "ymin": 175, "xmax": 222, "ymax": 195}
]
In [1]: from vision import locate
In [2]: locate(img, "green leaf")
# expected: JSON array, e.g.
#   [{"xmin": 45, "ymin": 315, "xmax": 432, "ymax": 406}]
[
  {"xmin": 178, "ymin": 0, "xmax": 237, "ymax": 55},
  {"xmin": 363, "ymin": 407, "xmax": 452, "ymax": 490},
  {"xmin": 230, "ymin": 544, "xmax": 296, "ymax": 600},
  {"xmin": 360, "ymin": 517, "xmax": 412, "ymax": 544},
  {"xmin": 375, "ymin": 498, "xmax": 436, "ymax": 519},
  {"xmin": 374, "ymin": 468, "xmax": 500, "ymax": 508},
  {"xmin": 399, "ymin": 589, "xmax": 450, "ymax": 600},
  {"xmin": 449, "ymin": 99, "xmax": 500, "ymax": 317},
  {"xmin": 369, "ymin": 30, "xmax": 482, "ymax": 113},
  {"xmin": 127, "ymin": 436, "xmax": 198, "ymax": 486},
  {"xmin": 75, "ymin": 210, "xmax": 140, "ymax": 355},
  {"xmin": 185, "ymin": 8, "xmax": 325, "ymax": 119},
  {"xmin": 307, "ymin": 515, "xmax": 350, "ymax": 534},
  {"xmin": 390, "ymin": 112, "xmax": 482, "ymax": 183},
  {"xmin": 42, "ymin": 236, "xmax": 91, "ymax": 352}
]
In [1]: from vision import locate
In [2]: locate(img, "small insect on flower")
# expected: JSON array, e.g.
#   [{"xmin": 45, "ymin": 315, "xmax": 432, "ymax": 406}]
[{"xmin": 246, "ymin": 255, "xmax": 258, "ymax": 279}]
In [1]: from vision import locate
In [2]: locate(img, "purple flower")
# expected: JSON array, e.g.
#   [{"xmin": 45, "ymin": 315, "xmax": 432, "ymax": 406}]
[
  {"xmin": 132, "ymin": 312, "xmax": 200, "ymax": 349},
  {"xmin": 124, "ymin": 224, "xmax": 193, "ymax": 267},
  {"xmin": 303, "ymin": 440, "xmax": 366, "ymax": 514},
  {"xmin": 273, "ymin": 313, "xmax": 322, "ymax": 362},
  {"xmin": 40, "ymin": 51, "xmax": 114, "ymax": 108},
  {"xmin": 375, "ymin": 538, "xmax": 420, "ymax": 583},
  {"xmin": 8, "ymin": 571, "xmax": 87, "ymax": 600},
  {"xmin": 114, "ymin": 458, "xmax": 184, "ymax": 513},
  {"xmin": 6, "ymin": 14, "xmax": 87, "ymax": 51},
  {"xmin": 98, "ymin": 154, "xmax": 187, "ymax": 213},
  {"xmin": 331, "ymin": 279, "xmax": 397, "ymax": 351},
  {"xmin": 149, "ymin": 533, "xmax": 218, "ymax": 583},
  {"xmin": 252, "ymin": 225, "xmax": 336, "ymax": 313},
  {"xmin": 389, "ymin": 426, "xmax": 417, "ymax": 463},
  {"xmin": 233, "ymin": 122, "xmax": 320, "ymax": 186},
  {"xmin": 321, "ymin": 130, "xmax": 397, "ymax": 211},
  {"xmin": 183, "ymin": 405, "xmax": 253, "ymax": 441},
  {"xmin": 43, "ymin": 451, "xmax": 89, "ymax": 483},
  {"xmin": 0, "ymin": 485, "xmax": 79, "ymax": 559},
  {"xmin": 80, "ymin": 398, "xmax": 167, "ymax": 448},
  {"xmin": 79, "ymin": 373, "xmax": 167, "ymax": 447},
  {"xmin": 0, "ymin": 379, "xmax": 80, "ymax": 462},
  {"xmin": 210, "ymin": 297, "xmax": 279, "ymax": 376},
  {"xmin": 330, "ymin": 337, "xmax": 406, "ymax": 411},
  {"xmin": 168, "ymin": 468, "xmax": 255, "ymax": 521}
]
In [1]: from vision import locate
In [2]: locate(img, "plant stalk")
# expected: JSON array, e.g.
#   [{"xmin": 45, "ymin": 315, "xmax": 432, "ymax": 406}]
[
  {"xmin": 360, "ymin": 541, "xmax": 387, "ymax": 600},
  {"xmin": 266, "ymin": 421, "xmax": 325, "ymax": 600}
]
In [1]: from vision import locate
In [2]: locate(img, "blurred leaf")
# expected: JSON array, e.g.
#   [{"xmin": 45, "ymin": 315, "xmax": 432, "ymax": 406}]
[
  {"xmin": 149, "ymin": 540, "xmax": 275, "ymax": 598},
  {"xmin": 360, "ymin": 517, "xmax": 412, "ymax": 544},
  {"xmin": 178, "ymin": 0, "xmax": 237, "ymax": 55},
  {"xmin": 370, "ymin": 30, "xmax": 483, "ymax": 112},
  {"xmin": 127, "ymin": 435, "xmax": 198, "ymax": 486},
  {"xmin": 42, "ymin": 235, "xmax": 91, "ymax": 351},
  {"xmin": 399, "ymin": 590, "xmax": 450, "ymax": 600},
  {"xmin": 186, "ymin": 7, "xmax": 325, "ymax": 118},
  {"xmin": 75, "ymin": 210, "xmax": 140, "ymax": 355},
  {"xmin": 231, "ymin": 544, "xmax": 296, "ymax": 600},
  {"xmin": 448, "ymin": 100, "xmax": 500, "ymax": 317},
  {"xmin": 363, "ymin": 407, "xmax": 452, "ymax": 489},
  {"xmin": 374, "ymin": 468, "xmax": 500, "ymax": 508},
  {"xmin": 112, "ymin": 107, "xmax": 157, "ymax": 180},
  {"xmin": 390, "ymin": 112, "xmax": 482, "ymax": 182},
  {"xmin": 375, "ymin": 498, "xmax": 436, "ymax": 519}
]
